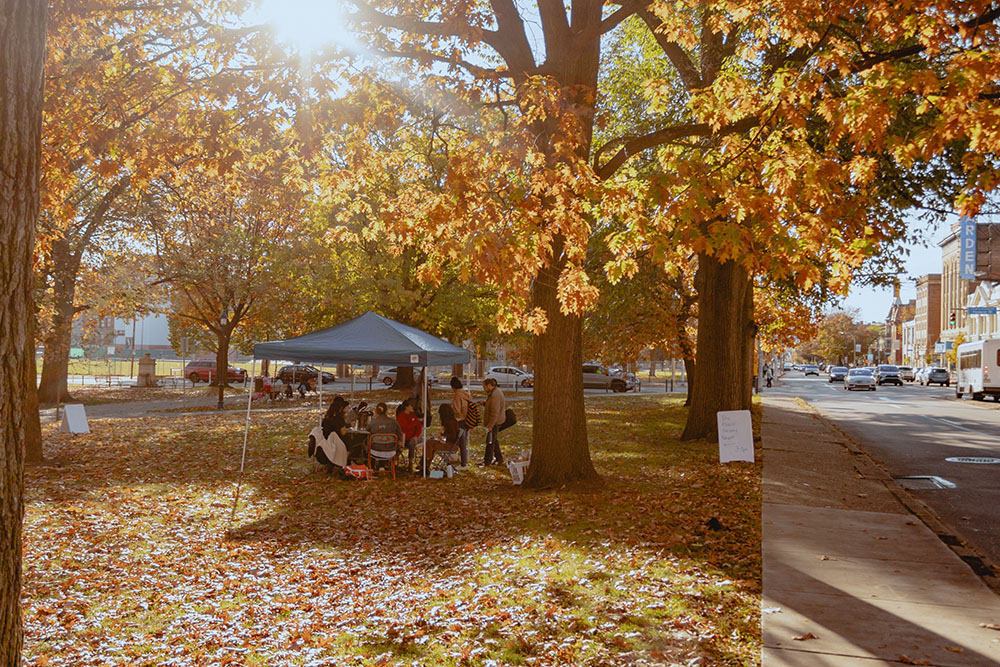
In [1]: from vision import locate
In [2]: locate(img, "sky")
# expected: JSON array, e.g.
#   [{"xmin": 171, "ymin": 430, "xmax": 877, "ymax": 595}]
[{"xmin": 839, "ymin": 222, "xmax": 950, "ymax": 322}]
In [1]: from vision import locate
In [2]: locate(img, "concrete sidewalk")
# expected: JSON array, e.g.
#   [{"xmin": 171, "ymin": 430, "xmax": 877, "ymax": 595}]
[{"xmin": 762, "ymin": 393, "xmax": 1000, "ymax": 665}]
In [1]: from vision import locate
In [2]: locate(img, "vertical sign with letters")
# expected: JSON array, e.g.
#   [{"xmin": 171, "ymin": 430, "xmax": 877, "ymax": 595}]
[{"xmin": 960, "ymin": 216, "xmax": 977, "ymax": 280}]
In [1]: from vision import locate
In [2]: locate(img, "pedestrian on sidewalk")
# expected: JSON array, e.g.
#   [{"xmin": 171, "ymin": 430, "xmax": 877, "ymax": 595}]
[{"xmin": 481, "ymin": 378, "xmax": 505, "ymax": 466}]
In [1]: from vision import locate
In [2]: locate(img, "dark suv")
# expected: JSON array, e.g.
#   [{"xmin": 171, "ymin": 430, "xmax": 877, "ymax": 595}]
[
  {"xmin": 875, "ymin": 364, "xmax": 903, "ymax": 386},
  {"xmin": 276, "ymin": 365, "xmax": 335, "ymax": 386},
  {"xmin": 828, "ymin": 366, "xmax": 848, "ymax": 383}
]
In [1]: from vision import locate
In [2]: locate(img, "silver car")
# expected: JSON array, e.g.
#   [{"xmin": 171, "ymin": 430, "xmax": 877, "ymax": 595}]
[{"xmin": 844, "ymin": 368, "xmax": 876, "ymax": 391}]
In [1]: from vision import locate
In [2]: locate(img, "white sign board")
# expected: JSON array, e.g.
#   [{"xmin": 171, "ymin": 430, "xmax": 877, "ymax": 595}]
[
  {"xmin": 717, "ymin": 410, "xmax": 754, "ymax": 463},
  {"xmin": 59, "ymin": 404, "xmax": 90, "ymax": 434},
  {"xmin": 409, "ymin": 354, "xmax": 419, "ymax": 364}
]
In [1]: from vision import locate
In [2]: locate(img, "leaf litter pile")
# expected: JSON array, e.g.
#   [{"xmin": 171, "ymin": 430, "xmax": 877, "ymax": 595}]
[{"xmin": 23, "ymin": 395, "xmax": 761, "ymax": 666}]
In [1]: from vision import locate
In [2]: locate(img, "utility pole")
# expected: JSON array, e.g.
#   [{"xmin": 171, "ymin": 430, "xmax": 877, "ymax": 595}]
[
  {"xmin": 840, "ymin": 331, "xmax": 857, "ymax": 366},
  {"xmin": 129, "ymin": 318, "xmax": 137, "ymax": 378}
]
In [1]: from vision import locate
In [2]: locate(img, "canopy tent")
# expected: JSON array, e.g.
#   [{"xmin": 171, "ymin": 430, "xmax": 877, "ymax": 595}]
[
  {"xmin": 232, "ymin": 313, "xmax": 471, "ymax": 519},
  {"xmin": 252, "ymin": 311, "xmax": 470, "ymax": 366}
]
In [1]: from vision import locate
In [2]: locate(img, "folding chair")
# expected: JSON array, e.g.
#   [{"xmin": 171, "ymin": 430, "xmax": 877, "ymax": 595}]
[
  {"xmin": 424, "ymin": 439, "xmax": 458, "ymax": 477},
  {"xmin": 368, "ymin": 433, "xmax": 399, "ymax": 479}
]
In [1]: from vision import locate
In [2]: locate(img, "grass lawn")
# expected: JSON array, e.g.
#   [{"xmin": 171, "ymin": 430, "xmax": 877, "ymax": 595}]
[{"xmin": 23, "ymin": 394, "xmax": 761, "ymax": 666}]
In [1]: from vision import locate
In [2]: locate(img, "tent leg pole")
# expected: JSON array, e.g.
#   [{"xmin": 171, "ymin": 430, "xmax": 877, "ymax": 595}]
[
  {"xmin": 230, "ymin": 357, "xmax": 257, "ymax": 524},
  {"xmin": 318, "ymin": 363, "xmax": 323, "ymax": 426},
  {"xmin": 422, "ymin": 365, "xmax": 427, "ymax": 478}
]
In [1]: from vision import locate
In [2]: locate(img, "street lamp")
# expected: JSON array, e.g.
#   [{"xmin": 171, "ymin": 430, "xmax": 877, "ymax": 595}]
[
  {"xmin": 217, "ymin": 312, "xmax": 227, "ymax": 410},
  {"xmin": 840, "ymin": 331, "xmax": 857, "ymax": 366}
]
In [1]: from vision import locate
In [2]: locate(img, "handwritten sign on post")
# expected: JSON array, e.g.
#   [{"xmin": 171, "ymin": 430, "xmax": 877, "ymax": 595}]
[
  {"xmin": 60, "ymin": 404, "xmax": 90, "ymax": 434},
  {"xmin": 717, "ymin": 410, "xmax": 754, "ymax": 463}
]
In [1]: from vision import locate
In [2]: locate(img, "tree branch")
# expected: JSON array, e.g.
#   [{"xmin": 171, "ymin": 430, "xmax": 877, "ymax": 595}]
[{"xmin": 594, "ymin": 116, "xmax": 758, "ymax": 179}]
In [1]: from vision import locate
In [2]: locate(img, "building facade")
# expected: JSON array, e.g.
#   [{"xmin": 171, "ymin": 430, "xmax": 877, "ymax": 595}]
[
  {"xmin": 963, "ymin": 282, "xmax": 1000, "ymax": 341},
  {"xmin": 914, "ymin": 274, "xmax": 941, "ymax": 364},
  {"xmin": 901, "ymin": 320, "xmax": 916, "ymax": 365},
  {"xmin": 885, "ymin": 295, "xmax": 916, "ymax": 365},
  {"xmin": 939, "ymin": 225, "xmax": 978, "ymax": 345}
]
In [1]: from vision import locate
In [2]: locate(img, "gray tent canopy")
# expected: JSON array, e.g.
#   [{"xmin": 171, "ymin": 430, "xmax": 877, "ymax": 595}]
[{"xmin": 253, "ymin": 311, "xmax": 470, "ymax": 366}]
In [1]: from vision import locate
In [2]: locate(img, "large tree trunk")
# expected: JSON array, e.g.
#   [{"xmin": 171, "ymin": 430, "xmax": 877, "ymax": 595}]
[
  {"xmin": 214, "ymin": 330, "xmax": 231, "ymax": 387},
  {"xmin": 37, "ymin": 241, "xmax": 77, "ymax": 404},
  {"xmin": 523, "ymin": 240, "xmax": 598, "ymax": 488},
  {"xmin": 24, "ymin": 334, "xmax": 43, "ymax": 465},
  {"xmin": 683, "ymin": 357, "xmax": 695, "ymax": 407},
  {"xmin": 393, "ymin": 366, "xmax": 415, "ymax": 391},
  {"xmin": 1, "ymin": 1, "xmax": 47, "ymax": 663},
  {"xmin": 681, "ymin": 252, "xmax": 754, "ymax": 441}
]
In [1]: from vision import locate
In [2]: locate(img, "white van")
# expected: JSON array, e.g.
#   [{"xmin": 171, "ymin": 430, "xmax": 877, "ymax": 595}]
[{"xmin": 956, "ymin": 339, "xmax": 1000, "ymax": 400}]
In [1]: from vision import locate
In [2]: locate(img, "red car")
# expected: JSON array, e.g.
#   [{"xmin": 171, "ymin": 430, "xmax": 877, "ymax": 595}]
[{"xmin": 184, "ymin": 361, "xmax": 247, "ymax": 384}]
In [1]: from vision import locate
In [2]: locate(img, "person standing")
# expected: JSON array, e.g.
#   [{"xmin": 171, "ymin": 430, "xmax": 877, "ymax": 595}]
[
  {"xmin": 482, "ymin": 378, "xmax": 505, "ymax": 466},
  {"xmin": 450, "ymin": 376, "xmax": 472, "ymax": 467}
]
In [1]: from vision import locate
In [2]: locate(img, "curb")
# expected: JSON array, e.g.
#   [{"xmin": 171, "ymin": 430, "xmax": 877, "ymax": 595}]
[{"xmin": 793, "ymin": 396, "xmax": 1000, "ymax": 594}]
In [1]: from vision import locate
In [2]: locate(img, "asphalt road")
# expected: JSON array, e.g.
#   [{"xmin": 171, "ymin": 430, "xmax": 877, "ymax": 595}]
[{"xmin": 772, "ymin": 372, "xmax": 1000, "ymax": 568}]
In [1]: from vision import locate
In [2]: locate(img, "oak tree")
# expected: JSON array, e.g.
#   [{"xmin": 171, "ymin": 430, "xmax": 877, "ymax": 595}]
[{"xmin": 1, "ymin": 0, "xmax": 46, "ymax": 662}]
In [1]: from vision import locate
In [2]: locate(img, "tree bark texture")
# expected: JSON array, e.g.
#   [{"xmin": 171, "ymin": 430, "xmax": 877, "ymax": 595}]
[
  {"xmin": 523, "ymin": 238, "xmax": 598, "ymax": 488},
  {"xmin": 683, "ymin": 357, "xmax": 695, "ymax": 407},
  {"xmin": 24, "ymin": 333, "xmax": 43, "ymax": 465},
  {"xmin": 681, "ymin": 252, "xmax": 754, "ymax": 441},
  {"xmin": 214, "ymin": 330, "xmax": 231, "ymax": 387},
  {"xmin": 1, "ymin": 1, "xmax": 46, "ymax": 663},
  {"xmin": 393, "ymin": 366, "xmax": 415, "ymax": 391},
  {"xmin": 37, "ymin": 241, "xmax": 77, "ymax": 404}
]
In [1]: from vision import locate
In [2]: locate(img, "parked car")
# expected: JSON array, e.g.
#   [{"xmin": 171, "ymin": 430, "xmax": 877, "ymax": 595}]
[
  {"xmin": 621, "ymin": 371, "xmax": 642, "ymax": 392},
  {"xmin": 898, "ymin": 366, "xmax": 915, "ymax": 382},
  {"xmin": 924, "ymin": 367, "xmax": 951, "ymax": 387},
  {"xmin": 184, "ymin": 361, "xmax": 246, "ymax": 384},
  {"xmin": 484, "ymin": 366, "xmax": 534, "ymax": 388},
  {"xmin": 375, "ymin": 367, "xmax": 438, "ymax": 387},
  {"xmin": 915, "ymin": 367, "xmax": 928, "ymax": 384},
  {"xmin": 802, "ymin": 364, "xmax": 820, "ymax": 376},
  {"xmin": 844, "ymin": 367, "xmax": 876, "ymax": 391},
  {"xmin": 582, "ymin": 364, "xmax": 629, "ymax": 392},
  {"xmin": 828, "ymin": 366, "xmax": 848, "ymax": 383},
  {"xmin": 875, "ymin": 364, "xmax": 903, "ymax": 386},
  {"xmin": 609, "ymin": 370, "xmax": 641, "ymax": 392},
  {"xmin": 276, "ymin": 364, "xmax": 335, "ymax": 386}
]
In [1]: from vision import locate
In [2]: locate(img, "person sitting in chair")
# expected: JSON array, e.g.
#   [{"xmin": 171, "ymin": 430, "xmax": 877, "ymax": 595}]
[
  {"xmin": 321, "ymin": 396, "xmax": 366, "ymax": 463},
  {"xmin": 418, "ymin": 403, "xmax": 461, "ymax": 476},
  {"xmin": 396, "ymin": 399, "xmax": 423, "ymax": 472}
]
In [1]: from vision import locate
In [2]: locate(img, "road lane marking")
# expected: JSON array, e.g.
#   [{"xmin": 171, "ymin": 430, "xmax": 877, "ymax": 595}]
[
  {"xmin": 928, "ymin": 416, "xmax": 972, "ymax": 432},
  {"xmin": 877, "ymin": 397, "xmax": 903, "ymax": 409}
]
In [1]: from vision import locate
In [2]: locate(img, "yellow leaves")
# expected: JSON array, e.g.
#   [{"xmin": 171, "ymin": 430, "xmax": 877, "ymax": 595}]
[
  {"xmin": 556, "ymin": 265, "xmax": 600, "ymax": 316},
  {"xmin": 847, "ymin": 156, "xmax": 878, "ymax": 185}
]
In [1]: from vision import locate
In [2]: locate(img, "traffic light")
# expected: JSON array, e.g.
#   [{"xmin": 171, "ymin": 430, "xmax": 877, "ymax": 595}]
[{"xmin": 950, "ymin": 311, "xmax": 957, "ymax": 327}]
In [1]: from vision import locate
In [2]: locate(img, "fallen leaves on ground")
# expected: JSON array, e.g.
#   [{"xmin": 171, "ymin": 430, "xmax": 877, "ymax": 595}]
[{"xmin": 23, "ymin": 395, "xmax": 761, "ymax": 666}]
